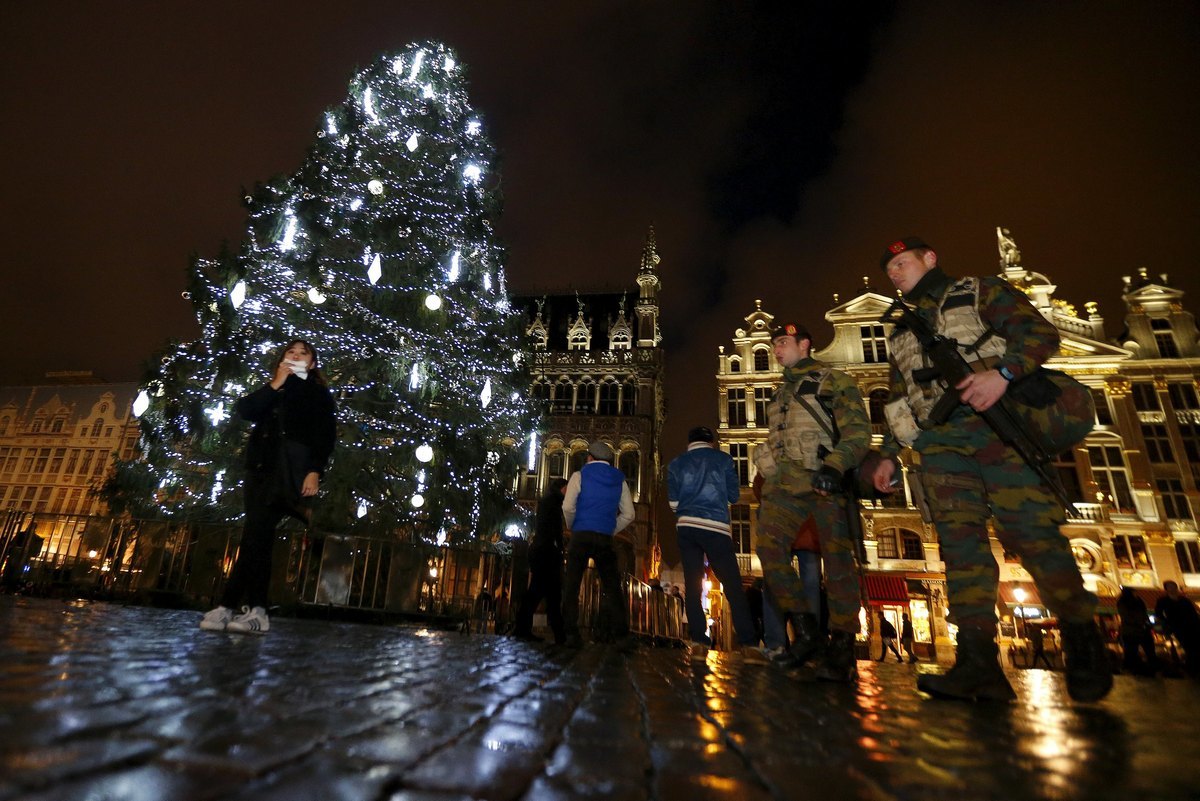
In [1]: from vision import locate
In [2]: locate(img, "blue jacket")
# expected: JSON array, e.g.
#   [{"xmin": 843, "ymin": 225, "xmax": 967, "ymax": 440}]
[
  {"xmin": 667, "ymin": 443, "xmax": 740, "ymax": 535},
  {"xmin": 564, "ymin": 461, "xmax": 634, "ymax": 536}
]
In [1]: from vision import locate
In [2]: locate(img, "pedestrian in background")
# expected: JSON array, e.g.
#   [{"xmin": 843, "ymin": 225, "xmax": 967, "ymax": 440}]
[
  {"xmin": 561, "ymin": 441, "xmax": 635, "ymax": 649},
  {"xmin": 901, "ymin": 612, "xmax": 917, "ymax": 663},
  {"xmin": 1117, "ymin": 586, "xmax": 1157, "ymax": 675},
  {"xmin": 668, "ymin": 426, "xmax": 765, "ymax": 662},
  {"xmin": 512, "ymin": 478, "xmax": 569, "ymax": 643},
  {"xmin": 200, "ymin": 339, "xmax": 336, "ymax": 636},
  {"xmin": 878, "ymin": 612, "xmax": 903, "ymax": 662},
  {"xmin": 1155, "ymin": 581, "xmax": 1200, "ymax": 677}
]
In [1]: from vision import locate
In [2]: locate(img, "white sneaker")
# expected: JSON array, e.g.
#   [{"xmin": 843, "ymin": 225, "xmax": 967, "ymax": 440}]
[
  {"xmin": 199, "ymin": 606, "xmax": 233, "ymax": 632},
  {"xmin": 226, "ymin": 606, "xmax": 270, "ymax": 635}
]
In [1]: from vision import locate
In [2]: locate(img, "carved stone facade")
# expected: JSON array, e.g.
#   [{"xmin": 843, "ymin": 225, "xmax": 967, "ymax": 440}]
[
  {"xmin": 717, "ymin": 231, "xmax": 1200, "ymax": 659},
  {"xmin": 513, "ymin": 229, "xmax": 666, "ymax": 579}
]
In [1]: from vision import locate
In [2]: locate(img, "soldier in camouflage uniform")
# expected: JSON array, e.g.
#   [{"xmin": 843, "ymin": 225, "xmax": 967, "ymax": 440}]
[
  {"xmin": 755, "ymin": 322, "xmax": 872, "ymax": 681},
  {"xmin": 870, "ymin": 236, "xmax": 1111, "ymax": 703}
]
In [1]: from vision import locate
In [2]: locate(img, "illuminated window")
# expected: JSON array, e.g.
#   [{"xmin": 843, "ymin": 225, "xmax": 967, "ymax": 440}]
[
  {"xmin": 876, "ymin": 528, "xmax": 899, "ymax": 559},
  {"xmin": 1087, "ymin": 444, "xmax": 1135, "ymax": 511},
  {"xmin": 1112, "ymin": 533, "xmax": 1152, "ymax": 570}
]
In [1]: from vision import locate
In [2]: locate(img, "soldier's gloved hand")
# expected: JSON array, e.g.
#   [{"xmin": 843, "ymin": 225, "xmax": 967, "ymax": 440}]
[{"xmin": 812, "ymin": 465, "xmax": 842, "ymax": 496}]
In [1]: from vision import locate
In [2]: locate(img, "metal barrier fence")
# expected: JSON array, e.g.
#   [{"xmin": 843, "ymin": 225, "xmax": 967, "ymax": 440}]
[{"xmin": 0, "ymin": 509, "xmax": 690, "ymax": 646}]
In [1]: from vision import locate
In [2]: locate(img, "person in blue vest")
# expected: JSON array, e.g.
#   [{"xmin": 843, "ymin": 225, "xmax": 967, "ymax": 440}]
[{"xmin": 561, "ymin": 440, "xmax": 635, "ymax": 648}]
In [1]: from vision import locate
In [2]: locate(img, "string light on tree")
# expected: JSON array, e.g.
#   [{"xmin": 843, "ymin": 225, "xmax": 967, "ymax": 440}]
[{"xmin": 105, "ymin": 42, "xmax": 539, "ymax": 542}]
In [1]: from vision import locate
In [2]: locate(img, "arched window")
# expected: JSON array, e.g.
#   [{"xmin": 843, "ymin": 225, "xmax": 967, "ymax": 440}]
[
  {"xmin": 569, "ymin": 448, "xmax": 588, "ymax": 475},
  {"xmin": 531, "ymin": 380, "xmax": 550, "ymax": 413},
  {"xmin": 552, "ymin": 379, "xmax": 573, "ymax": 413},
  {"xmin": 729, "ymin": 357, "xmax": 741, "ymax": 374},
  {"xmin": 619, "ymin": 449, "xmax": 640, "ymax": 498},
  {"xmin": 598, "ymin": 379, "xmax": 620, "ymax": 415},
  {"xmin": 575, "ymin": 379, "xmax": 595, "ymax": 414},
  {"xmin": 901, "ymin": 530, "xmax": 924, "ymax": 560},
  {"xmin": 753, "ymin": 349, "xmax": 770, "ymax": 372},
  {"xmin": 91, "ymin": 418, "xmax": 103, "ymax": 437},
  {"xmin": 876, "ymin": 528, "xmax": 899, "ymax": 559},
  {"xmin": 621, "ymin": 380, "xmax": 638, "ymax": 416},
  {"xmin": 99, "ymin": 403, "xmax": 109, "ymax": 414}
]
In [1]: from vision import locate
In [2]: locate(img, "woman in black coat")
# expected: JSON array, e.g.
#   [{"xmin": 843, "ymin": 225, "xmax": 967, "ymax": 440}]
[
  {"xmin": 511, "ymin": 478, "xmax": 569, "ymax": 643},
  {"xmin": 200, "ymin": 339, "xmax": 336, "ymax": 635}
]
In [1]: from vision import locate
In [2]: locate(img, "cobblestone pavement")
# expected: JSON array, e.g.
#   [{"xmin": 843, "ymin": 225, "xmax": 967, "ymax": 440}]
[{"xmin": 1, "ymin": 597, "xmax": 1199, "ymax": 801}]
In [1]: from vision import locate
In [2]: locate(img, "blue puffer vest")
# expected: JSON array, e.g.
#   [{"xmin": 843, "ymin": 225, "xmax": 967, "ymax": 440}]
[{"xmin": 572, "ymin": 461, "xmax": 626, "ymax": 535}]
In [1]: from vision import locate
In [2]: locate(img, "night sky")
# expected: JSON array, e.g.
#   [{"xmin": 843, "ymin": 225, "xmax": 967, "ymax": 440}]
[{"xmin": 3, "ymin": 2, "xmax": 1198, "ymax": 455}]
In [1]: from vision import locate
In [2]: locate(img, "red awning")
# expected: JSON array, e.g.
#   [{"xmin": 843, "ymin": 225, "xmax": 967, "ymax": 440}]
[
  {"xmin": 998, "ymin": 581, "xmax": 1043, "ymax": 607},
  {"xmin": 863, "ymin": 573, "xmax": 909, "ymax": 604}
]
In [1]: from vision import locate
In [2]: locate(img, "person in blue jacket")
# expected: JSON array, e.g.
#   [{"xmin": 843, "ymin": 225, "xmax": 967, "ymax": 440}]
[
  {"xmin": 668, "ymin": 426, "xmax": 762, "ymax": 658},
  {"xmin": 561, "ymin": 440, "xmax": 635, "ymax": 648}
]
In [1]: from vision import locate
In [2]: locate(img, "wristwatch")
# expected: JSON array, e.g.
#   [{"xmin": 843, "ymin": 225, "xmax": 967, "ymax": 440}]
[{"xmin": 997, "ymin": 365, "xmax": 1016, "ymax": 382}]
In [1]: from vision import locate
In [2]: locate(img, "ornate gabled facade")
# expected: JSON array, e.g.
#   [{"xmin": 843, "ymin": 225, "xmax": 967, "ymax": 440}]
[
  {"xmin": 512, "ymin": 228, "xmax": 666, "ymax": 579},
  {"xmin": 717, "ymin": 228, "xmax": 1200, "ymax": 661},
  {"xmin": 0, "ymin": 379, "xmax": 140, "ymax": 570}
]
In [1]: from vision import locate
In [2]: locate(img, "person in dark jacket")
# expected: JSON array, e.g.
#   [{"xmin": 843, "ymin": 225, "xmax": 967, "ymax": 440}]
[
  {"xmin": 1155, "ymin": 580, "xmax": 1200, "ymax": 676},
  {"xmin": 1117, "ymin": 586, "xmax": 1157, "ymax": 674},
  {"xmin": 669, "ymin": 426, "xmax": 763, "ymax": 661},
  {"xmin": 512, "ymin": 478, "xmax": 569, "ymax": 643},
  {"xmin": 561, "ymin": 441, "xmax": 635, "ymax": 648},
  {"xmin": 200, "ymin": 339, "xmax": 336, "ymax": 635},
  {"xmin": 877, "ymin": 612, "xmax": 903, "ymax": 662}
]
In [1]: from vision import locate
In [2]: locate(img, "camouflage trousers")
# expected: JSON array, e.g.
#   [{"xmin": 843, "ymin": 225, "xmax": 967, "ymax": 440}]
[
  {"xmin": 757, "ymin": 473, "xmax": 861, "ymax": 632},
  {"xmin": 916, "ymin": 413, "xmax": 1095, "ymax": 631}
]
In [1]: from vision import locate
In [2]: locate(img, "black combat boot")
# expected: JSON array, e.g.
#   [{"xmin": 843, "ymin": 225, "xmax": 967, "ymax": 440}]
[
  {"xmin": 1060, "ymin": 620, "xmax": 1113, "ymax": 702},
  {"xmin": 785, "ymin": 613, "xmax": 826, "ymax": 668},
  {"xmin": 815, "ymin": 630, "xmax": 858, "ymax": 682},
  {"xmin": 917, "ymin": 628, "xmax": 1016, "ymax": 702}
]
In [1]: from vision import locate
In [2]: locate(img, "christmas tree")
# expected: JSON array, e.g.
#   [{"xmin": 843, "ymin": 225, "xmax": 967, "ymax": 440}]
[{"xmin": 107, "ymin": 43, "xmax": 538, "ymax": 542}]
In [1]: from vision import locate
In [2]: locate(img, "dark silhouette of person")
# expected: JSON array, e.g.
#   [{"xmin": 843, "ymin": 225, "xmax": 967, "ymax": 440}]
[
  {"xmin": 878, "ymin": 612, "xmax": 903, "ymax": 662},
  {"xmin": 1117, "ymin": 586, "xmax": 1157, "ymax": 674},
  {"xmin": 512, "ymin": 479, "xmax": 569, "ymax": 643}
]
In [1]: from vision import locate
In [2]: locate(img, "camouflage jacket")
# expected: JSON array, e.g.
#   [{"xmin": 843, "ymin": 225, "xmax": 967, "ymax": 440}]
[
  {"xmin": 770, "ymin": 357, "xmax": 872, "ymax": 476},
  {"xmin": 880, "ymin": 267, "xmax": 1060, "ymax": 458}
]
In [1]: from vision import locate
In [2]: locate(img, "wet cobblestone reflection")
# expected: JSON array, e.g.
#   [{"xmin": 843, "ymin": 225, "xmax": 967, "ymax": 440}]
[{"xmin": 1, "ymin": 597, "xmax": 1198, "ymax": 800}]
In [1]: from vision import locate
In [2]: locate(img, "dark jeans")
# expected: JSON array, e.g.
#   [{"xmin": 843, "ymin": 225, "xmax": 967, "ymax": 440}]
[
  {"xmin": 513, "ymin": 546, "xmax": 565, "ymax": 642},
  {"xmin": 221, "ymin": 474, "xmax": 290, "ymax": 609},
  {"xmin": 563, "ymin": 530, "xmax": 627, "ymax": 641},
  {"xmin": 677, "ymin": 525, "xmax": 757, "ymax": 646}
]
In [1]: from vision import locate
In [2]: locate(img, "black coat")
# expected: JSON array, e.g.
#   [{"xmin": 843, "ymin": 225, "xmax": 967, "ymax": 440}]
[{"xmin": 238, "ymin": 374, "xmax": 336, "ymax": 479}]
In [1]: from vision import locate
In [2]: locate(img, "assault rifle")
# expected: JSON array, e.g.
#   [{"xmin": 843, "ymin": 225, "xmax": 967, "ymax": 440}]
[
  {"xmin": 880, "ymin": 298, "xmax": 1078, "ymax": 514},
  {"xmin": 817, "ymin": 444, "xmax": 869, "ymax": 564}
]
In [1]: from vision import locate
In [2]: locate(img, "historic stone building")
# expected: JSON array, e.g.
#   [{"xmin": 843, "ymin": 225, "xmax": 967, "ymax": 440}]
[
  {"xmin": 511, "ymin": 229, "xmax": 666, "ymax": 580},
  {"xmin": 716, "ymin": 230, "xmax": 1200, "ymax": 660},
  {"xmin": 0, "ymin": 377, "xmax": 140, "ymax": 574}
]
